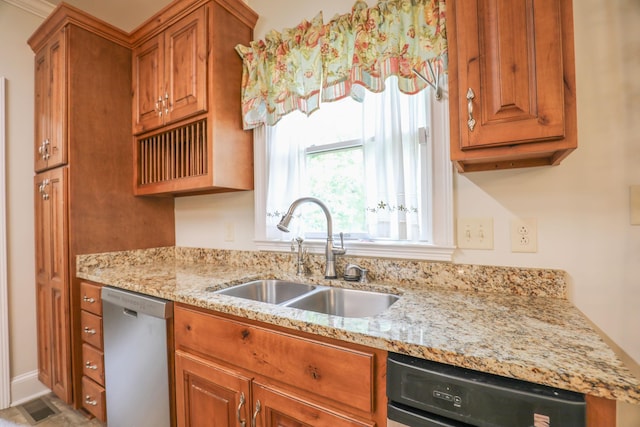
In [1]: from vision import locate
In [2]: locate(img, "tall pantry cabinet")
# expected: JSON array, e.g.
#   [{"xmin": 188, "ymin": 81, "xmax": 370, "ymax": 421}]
[{"xmin": 28, "ymin": 4, "xmax": 176, "ymax": 414}]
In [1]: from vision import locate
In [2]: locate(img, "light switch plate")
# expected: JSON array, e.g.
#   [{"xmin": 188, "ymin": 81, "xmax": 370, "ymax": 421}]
[
  {"xmin": 457, "ymin": 218, "xmax": 493, "ymax": 250},
  {"xmin": 224, "ymin": 222, "xmax": 235, "ymax": 241},
  {"xmin": 631, "ymin": 185, "xmax": 640, "ymax": 225}
]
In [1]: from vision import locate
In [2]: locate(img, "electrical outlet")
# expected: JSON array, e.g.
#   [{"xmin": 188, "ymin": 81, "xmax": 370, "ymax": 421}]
[
  {"xmin": 457, "ymin": 218, "xmax": 494, "ymax": 250},
  {"xmin": 511, "ymin": 219, "xmax": 537, "ymax": 253},
  {"xmin": 224, "ymin": 222, "xmax": 235, "ymax": 242}
]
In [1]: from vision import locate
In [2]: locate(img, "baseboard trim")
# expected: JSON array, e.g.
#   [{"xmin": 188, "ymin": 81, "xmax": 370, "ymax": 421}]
[{"xmin": 10, "ymin": 370, "xmax": 50, "ymax": 407}]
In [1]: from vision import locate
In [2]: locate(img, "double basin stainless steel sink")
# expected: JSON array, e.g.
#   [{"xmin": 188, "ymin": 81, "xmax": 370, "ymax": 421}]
[{"xmin": 214, "ymin": 279, "xmax": 399, "ymax": 318}]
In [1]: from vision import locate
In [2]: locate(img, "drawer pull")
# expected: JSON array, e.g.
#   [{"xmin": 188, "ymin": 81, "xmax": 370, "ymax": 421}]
[
  {"xmin": 85, "ymin": 395, "xmax": 98, "ymax": 406},
  {"xmin": 85, "ymin": 361, "xmax": 98, "ymax": 370},
  {"xmin": 236, "ymin": 392, "xmax": 246, "ymax": 427},
  {"xmin": 466, "ymin": 87, "xmax": 476, "ymax": 131},
  {"xmin": 83, "ymin": 296, "xmax": 96, "ymax": 303},
  {"xmin": 83, "ymin": 327, "xmax": 96, "ymax": 335},
  {"xmin": 251, "ymin": 400, "xmax": 261, "ymax": 427}
]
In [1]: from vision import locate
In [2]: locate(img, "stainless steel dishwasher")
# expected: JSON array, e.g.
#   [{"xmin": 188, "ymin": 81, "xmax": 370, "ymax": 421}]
[
  {"xmin": 102, "ymin": 287, "xmax": 173, "ymax": 427},
  {"xmin": 387, "ymin": 352, "xmax": 586, "ymax": 427}
]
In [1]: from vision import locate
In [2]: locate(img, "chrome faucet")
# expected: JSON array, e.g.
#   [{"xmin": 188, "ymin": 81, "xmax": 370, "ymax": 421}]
[{"xmin": 277, "ymin": 197, "xmax": 346, "ymax": 279}]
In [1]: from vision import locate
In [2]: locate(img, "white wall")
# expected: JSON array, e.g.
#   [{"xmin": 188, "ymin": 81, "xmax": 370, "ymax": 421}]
[
  {"xmin": 0, "ymin": 1, "xmax": 47, "ymax": 402},
  {"xmin": 177, "ymin": 0, "xmax": 640, "ymax": 369}
]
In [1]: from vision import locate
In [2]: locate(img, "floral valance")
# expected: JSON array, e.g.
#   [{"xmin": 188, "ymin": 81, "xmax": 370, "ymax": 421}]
[{"xmin": 235, "ymin": 0, "xmax": 447, "ymax": 130}]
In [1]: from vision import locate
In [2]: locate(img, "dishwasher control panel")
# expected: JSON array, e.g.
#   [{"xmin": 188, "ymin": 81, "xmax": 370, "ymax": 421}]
[{"xmin": 387, "ymin": 353, "xmax": 586, "ymax": 427}]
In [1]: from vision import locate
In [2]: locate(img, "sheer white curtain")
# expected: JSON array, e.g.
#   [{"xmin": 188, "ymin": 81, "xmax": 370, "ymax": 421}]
[
  {"xmin": 361, "ymin": 80, "xmax": 429, "ymax": 241},
  {"xmin": 264, "ymin": 119, "xmax": 307, "ymax": 239},
  {"xmin": 263, "ymin": 81, "xmax": 435, "ymax": 242}
]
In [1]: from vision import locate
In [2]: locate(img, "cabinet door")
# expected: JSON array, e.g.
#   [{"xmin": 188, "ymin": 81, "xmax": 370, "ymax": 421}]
[
  {"xmin": 34, "ymin": 28, "xmax": 67, "ymax": 171},
  {"xmin": 34, "ymin": 168, "xmax": 68, "ymax": 321},
  {"xmin": 449, "ymin": 0, "xmax": 576, "ymax": 171},
  {"xmin": 34, "ymin": 168, "xmax": 71, "ymax": 403},
  {"xmin": 164, "ymin": 5, "xmax": 207, "ymax": 126},
  {"xmin": 133, "ymin": 33, "xmax": 165, "ymax": 134},
  {"xmin": 34, "ymin": 48, "xmax": 49, "ymax": 172},
  {"xmin": 454, "ymin": 0, "xmax": 565, "ymax": 148},
  {"xmin": 252, "ymin": 383, "xmax": 374, "ymax": 427},
  {"xmin": 175, "ymin": 350, "xmax": 251, "ymax": 427},
  {"xmin": 35, "ymin": 282, "xmax": 51, "ymax": 388}
]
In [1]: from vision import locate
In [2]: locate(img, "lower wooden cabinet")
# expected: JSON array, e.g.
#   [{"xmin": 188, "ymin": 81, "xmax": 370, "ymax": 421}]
[
  {"xmin": 174, "ymin": 304, "xmax": 387, "ymax": 427},
  {"xmin": 34, "ymin": 168, "xmax": 72, "ymax": 402},
  {"xmin": 81, "ymin": 376, "xmax": 106, "ymax": 420},
  {"xmin": 252, "ymin": 382, "xmax": 374, "ymax": 427},
  {"xmin": 79, "ymin": 281, "xmax": 106, "ymax": 422},
  {"xmin": 175, "ymin": 351, "xmax": 250, "ymax": 427}
]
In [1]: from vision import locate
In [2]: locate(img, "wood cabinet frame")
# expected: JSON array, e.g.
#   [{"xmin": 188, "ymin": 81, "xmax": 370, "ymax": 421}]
[
  {"xmin": 131, "ymin": 0, "xmax": 258, "ymax": 196},
  {"xmin": 448, "ymin": 0, "xmax": 578, "ymax": 171},
  {"xmin": 29, "ymin": 4, "xmax": 176, "ymax": 409},
  {"xmin": 174, "ymin": 304, "xmax": 387, "ymax": 427}
]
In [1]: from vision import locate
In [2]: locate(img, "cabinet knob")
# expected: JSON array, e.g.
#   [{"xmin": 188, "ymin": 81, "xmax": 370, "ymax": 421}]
[
  {"xmin": 83, "ymin": 327, "xmax": 96, "ymax": 335},
  {"xmin": 156, "ymin": 96, "xmax": 163, "ymax": 117},
  {"xmin": 85, "ymin": 361, "xmax": 98, "ymax": 370},
  {"xmin": 84, "ymin": 395, "xmax": 98, "ymax": 406},
  {"xmin": 38, "ymin": 179, "xmax": 50, "ymax": 201},
  {"xmin": 38, "ymin": 139, "xmax": 50, "ymax": 161},
  {"xmin": 466, "ymin": 88, "xmax": 476, "ymax": 131},
  {"xmin": 83, "ymin": 296, "xmax": 96, "ymax": 304}
]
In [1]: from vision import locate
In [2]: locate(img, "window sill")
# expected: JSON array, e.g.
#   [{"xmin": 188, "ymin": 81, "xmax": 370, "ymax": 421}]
[{"xmin": 254, "ymin": 239, "xmax": 455, "ymax": 262}]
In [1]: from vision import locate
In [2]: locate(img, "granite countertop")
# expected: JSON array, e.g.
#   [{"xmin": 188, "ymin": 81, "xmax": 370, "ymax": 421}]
[{"xmin": 76, "ymin": 247, "xmax": 640, "ymax": 405}]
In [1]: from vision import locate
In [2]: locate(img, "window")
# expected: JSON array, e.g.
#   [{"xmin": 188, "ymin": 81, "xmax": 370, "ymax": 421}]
[{"xmin": 254, "ymin": 80, "xmax": 454, "ymax": 261}]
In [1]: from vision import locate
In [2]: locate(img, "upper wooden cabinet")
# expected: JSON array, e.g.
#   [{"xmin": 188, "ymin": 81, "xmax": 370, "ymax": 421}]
[
  {"xmin": 131, "ymin": 0, "xmax": 258, "ymax": 196},
  {"xmin": 448, "ymin": 0, "xmax": 577, "ymax": 172},
  {"xmin": 133, "ymin": 6, "xmax": 207, "ymax": 135},
  {"xmin": 34, "ymin": 28, "xmax": 67, "ymax": 172}
]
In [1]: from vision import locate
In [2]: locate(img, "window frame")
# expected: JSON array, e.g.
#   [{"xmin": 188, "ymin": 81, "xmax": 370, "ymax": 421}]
[{"xmin": 253, "ymin": 89, "xmax": 455, "ymax": 262}]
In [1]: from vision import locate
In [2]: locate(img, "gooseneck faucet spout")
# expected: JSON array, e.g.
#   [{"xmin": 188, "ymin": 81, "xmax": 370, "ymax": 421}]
[{"xmin": 277, "ymin": 197, "xmax": 346, "ymax": 279}]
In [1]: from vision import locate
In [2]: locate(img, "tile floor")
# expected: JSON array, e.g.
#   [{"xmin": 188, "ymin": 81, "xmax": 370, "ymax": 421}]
[{"xmin": 0, "ymin": 394, "xmax": 103, "ymax": 427}]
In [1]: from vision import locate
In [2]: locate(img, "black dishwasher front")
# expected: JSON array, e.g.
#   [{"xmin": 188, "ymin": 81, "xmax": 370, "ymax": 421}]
[{"xmin": 387, "ymin": 352, "xmax": 586, "ymax": 427}]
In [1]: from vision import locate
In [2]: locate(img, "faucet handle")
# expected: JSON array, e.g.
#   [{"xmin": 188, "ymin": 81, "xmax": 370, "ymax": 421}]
[
  {"xmin": 291, "ymin": 237, "xmax": 304, "ymax": 252},
  {"xmin": 332, "ymin": 232, "xmax": 346, "ymax": 255},
  {"xmin": 344, "ymin": 264, "xmax": 367, "ymax": 283}
]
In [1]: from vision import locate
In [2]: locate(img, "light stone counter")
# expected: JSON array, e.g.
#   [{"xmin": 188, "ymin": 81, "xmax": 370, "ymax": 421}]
[{"xmin": 76, "ymin": 246, "xmax": 640, "ymax": 405}]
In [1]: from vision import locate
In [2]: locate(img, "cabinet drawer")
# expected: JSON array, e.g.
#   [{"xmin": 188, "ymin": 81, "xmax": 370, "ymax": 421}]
[
  {"xmin": 80, "ymin": 311, "xmax": 103, "ymax": 350},
  {"xmin": 82, "ymin": 343, "xmax": 104, "ymax": 385},
  {"xmin": 80, "ymin": 281, "xmax": 102, "ymax": 315},
  {"xmin": 175, "ymin": 306, "xmax": 376, "ymax": 413},
  {"xmin": 82, "ymin": 376, "xmax": 106, "ymax": 421}
]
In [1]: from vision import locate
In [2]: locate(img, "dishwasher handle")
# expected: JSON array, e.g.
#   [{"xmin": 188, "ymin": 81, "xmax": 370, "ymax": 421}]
[{"xmin": 101, "ymin": 287, "xmax": 173, "ymax": 319}]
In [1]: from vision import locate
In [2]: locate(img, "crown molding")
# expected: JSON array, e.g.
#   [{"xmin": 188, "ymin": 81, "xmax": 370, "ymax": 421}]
[{"xmin": 2, "ymin": 0, "xmax": 54, "ymax": 18}]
